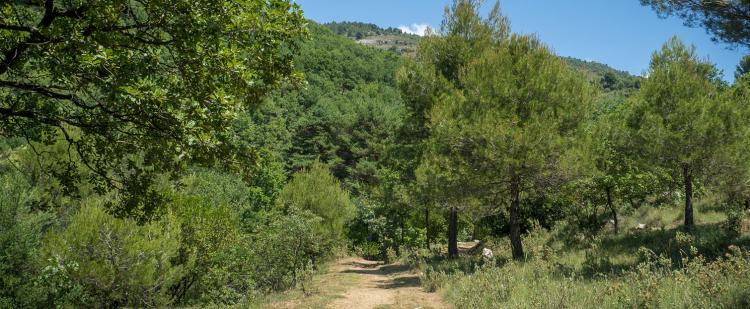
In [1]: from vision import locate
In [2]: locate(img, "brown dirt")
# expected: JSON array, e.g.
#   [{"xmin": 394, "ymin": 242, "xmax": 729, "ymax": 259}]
[
  {"xmin": 274, "ymin": 257, "xmax": 450, "ymax": 309},
  {"xmin": 329, "ymin": 258, "xmax": 448, "ymax": 309}
]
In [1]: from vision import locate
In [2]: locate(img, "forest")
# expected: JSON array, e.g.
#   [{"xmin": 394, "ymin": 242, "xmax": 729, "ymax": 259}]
[{"xmin": 1, "ymin": 0, "xmax": 750, "ymax": 308}]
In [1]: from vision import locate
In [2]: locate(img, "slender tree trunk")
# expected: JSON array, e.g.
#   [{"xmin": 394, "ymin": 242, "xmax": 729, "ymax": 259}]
[
  {"xmin": 683, "ymin": 164, "xmax": 694, "ymax": 228},
  {"xmin": 448, "ymin": 207, "xmax": 458, "ymax": 259},
  {"xmin": 606, "ymin": 186, "xmax": 618, "ymax": 235},
  {"xmin": 399, "ymin": 214, "xmax": 405, "ymax": 254},
  {"xmin": 425, "ymin": 207, "xmax": 431, "ymax": 250},
  {"xmin": 509, "ymin": 174, "xmax": 524, "ymax": 261}
]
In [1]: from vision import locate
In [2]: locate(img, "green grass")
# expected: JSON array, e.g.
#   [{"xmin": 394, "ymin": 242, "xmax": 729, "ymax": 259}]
[
  {"xmin": 244, "ymin": 260, "xmax": 360, "ymax": 309},
  {"xmin": 411, "ymin": 206, "xmax": 750, "ymax": 309}
]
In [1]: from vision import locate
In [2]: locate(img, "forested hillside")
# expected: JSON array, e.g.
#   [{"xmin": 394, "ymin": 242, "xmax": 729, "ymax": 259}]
[{"xmin": 1, "ymin": 1, "xmax": 750, "ymax": 308}]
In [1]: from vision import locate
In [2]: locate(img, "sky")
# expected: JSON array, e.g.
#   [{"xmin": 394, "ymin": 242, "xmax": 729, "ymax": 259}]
[{"xmin": 293, "ymin": 0, "xmax": 747, "ymax": 82}]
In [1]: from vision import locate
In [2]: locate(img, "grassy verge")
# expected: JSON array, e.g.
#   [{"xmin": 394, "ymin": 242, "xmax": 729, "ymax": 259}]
[{"xmin": 409, "ymin": 206, "xmax": 750, "ymax": 308}]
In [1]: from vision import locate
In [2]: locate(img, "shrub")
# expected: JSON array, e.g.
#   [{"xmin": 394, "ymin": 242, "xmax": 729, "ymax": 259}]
[
  {"xmin": 248, "ymin": 210, "xmax": 326, "ymax": 293},
  {"xmin": 0, "ymin": 172, "xmax": 53, "ymax": 308},
  {"xmin": 280, "ymin": 162, "xmax": 355, "ymax": 241},
  {"xmin": 41, "ymin": 201, "xmax": 183, "ymax": 308},
  {"xmin": 723, "ymin": 209, "xmax": 744, "ymax": 238},
  {"xmin": 179, "ymin": 168, "xmax": 283, "ymax": 233},
  {"xmin": 168, "ymin": 194, "xmax": 241, "ymax": 304},
  {"xmin": 356, "ymin": 241, "xmax": 383, "ymax": 260},
  {"xmin": 420, "ymin": 266, "xmax": 451, "ymax": 293},
  {"xmin": 439, "ymin": 233, "xmax": 750, "ymax": 309}
]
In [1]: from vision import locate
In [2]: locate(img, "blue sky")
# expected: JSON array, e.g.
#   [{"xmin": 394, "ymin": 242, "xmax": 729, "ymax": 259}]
[{"xmin": 293, "ymin": 0, "xmax": 747, "ymax": 82}]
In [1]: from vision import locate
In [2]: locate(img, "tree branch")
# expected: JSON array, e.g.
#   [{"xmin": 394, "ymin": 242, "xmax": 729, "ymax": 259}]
[
  {"xmin": 0, "ymin": 24, "xmax": 35, "ymax": 32},
  {"xmin": 1, "ymin": 1, "xmax": 89, "ymax": 76}
]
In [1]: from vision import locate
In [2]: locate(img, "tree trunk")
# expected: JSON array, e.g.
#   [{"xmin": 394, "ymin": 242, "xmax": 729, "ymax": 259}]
[
  {"xmin": 606, "ymin": 186, "xmax": 618, "ymax": 235},
  {"xmin": 447, "ymin": 207, "xmax": 458, "ymax": 259},
  {"xmin": 425, "ymin": 207, "xmax": 431, "ymax": 250},
  {"xmin": 399, "ymin": 214, "xmax": 405, "ymax": 254},
  {"xmin": 509, "ymin": 174, "xmax": 524, "ymax": 261},
  {"xmin": 683, "ymin": 164, "xmax": 694, "ymax": 228}
]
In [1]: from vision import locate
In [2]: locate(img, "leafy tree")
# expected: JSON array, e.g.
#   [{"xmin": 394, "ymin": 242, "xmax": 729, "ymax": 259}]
[
  {"xmin": 601, "ymin": 71, "xmax": 620, "ymax": 91},
  {"xmin": 260, "ymin": 23, "xmax": 405, "ymax": 191},
  {"xmin": 628, "ymin": 37, "xmax": 736, "ymax": 228},
  {"xmin": 641, "ymin": 0, "xmax": 750, "ymax": 48},
  {"xmin": 0, "ymin": 0, "xmax": 306, "ymax": 195},
  {"xmin": 706, "ymin": 74, "xmax": 750, "ymax": 213},
  {"xmin": 280, "ymin": 162, "xmax": 355, "ymax": 240},
  {"xmin": 179, "ymin": 164, "xmax": 285, "ymax": 233},
  {"xmin": 428, "ymin": 35, "xmax": 594, "ymax": 260},
  {"xmin": 583, "ymin": 104, "xmax": 671, "ymax": 235},
  {"xmin": 737, "ymin": 54, "xmax": 750, "ymax": 80},
  {"xmin": 398, "ymin": 0, "xmax": 510, "ymax": 258}
]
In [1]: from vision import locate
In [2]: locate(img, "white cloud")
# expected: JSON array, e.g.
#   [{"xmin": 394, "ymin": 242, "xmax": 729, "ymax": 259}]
[{"xmin": 398, "ymin": 23, "xmax": 432, "ymax": 36}]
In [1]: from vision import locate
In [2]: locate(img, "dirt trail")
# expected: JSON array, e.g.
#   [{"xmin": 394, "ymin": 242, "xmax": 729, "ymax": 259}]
[
  {"xmin": 274, "ymin": 257, "xmax": 450, "ymax": 309},
  {"xmin": 328, "ymin": 258, "xmax": 448, "ymax": 309}
]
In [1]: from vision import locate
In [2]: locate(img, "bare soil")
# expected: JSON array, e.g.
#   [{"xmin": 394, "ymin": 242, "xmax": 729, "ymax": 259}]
[{"xmin": 272, "ymin": 257, "xmax": 450, "ymax": 309}]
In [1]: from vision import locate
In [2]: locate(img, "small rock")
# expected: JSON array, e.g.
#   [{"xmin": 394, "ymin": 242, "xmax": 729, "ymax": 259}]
[{"xmin": 482, "ymin": 248, "xmax": 494, "ymax": 262}]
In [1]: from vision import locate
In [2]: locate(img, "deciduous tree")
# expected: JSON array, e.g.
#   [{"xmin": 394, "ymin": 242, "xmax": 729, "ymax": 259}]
[{"xmin": 0, "ymin": 0, "xmax": 306, "ymax": 195}]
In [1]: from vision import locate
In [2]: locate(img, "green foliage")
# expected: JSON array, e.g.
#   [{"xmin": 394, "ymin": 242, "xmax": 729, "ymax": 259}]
[
  {"xmin": 41, "ymin": 201, "xmax": 183, "ymax": 308},
  {"xmin": 628, "ymin": 37, "xmax": 740, "ymax": 227},
  {"xmin": 736, "ymin": 54, "xmax": 750, "ymax": 80},
  {"xmin": 248, "ymin": 210, "xmax": 325, "ymax": 293},
  {"xmin": 3, "ymin": 1, "xmax": 750, "ymax": 307},
  {"xmin": 0, "ymin": 0, "xmax": 306, "ymax": 196},
  {"xmin": 641, "ymin": 0, "xmax": 750, "ymax": 48},
  {"xmin": 257, "ymin": 23, "xmax": 406, "ymax": 194},
  {"xmin": 280, "ymin": 162, "xmax": 355, "ymax": 240},
  {"xmin": 168, "ymin": 194, "xmax": 241, "ymax": 304},
  {"xmin": 0, "ymin": 172, "xmax": 53, "ymax": 308},
  {"xmin": 563, "ymin": 56, "xmax": 642, "ymax": 92},
  {"xmin": 421, "ymin": 225, "xmax": 750, "ymax": 309},
  {"xmin": 424, "ymin": 32, "xmax": 594, "ymax": 258},
  {"xmin": 179, "ymin": 165, "xmax": 284, "ymax": 233},
  {"xmin": 324, "ymin": 21, "xmax": 407, "ymax": 38}
]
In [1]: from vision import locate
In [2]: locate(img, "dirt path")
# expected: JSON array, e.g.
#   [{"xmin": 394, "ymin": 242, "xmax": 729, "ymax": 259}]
[{"xmin": 273, "ymin": 257, "xmax": 450, "ymax": 309}]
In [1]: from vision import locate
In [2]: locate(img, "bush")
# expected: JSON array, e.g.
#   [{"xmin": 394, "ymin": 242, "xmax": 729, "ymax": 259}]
[
  {"xmin": 723, "ymin": 209, "xmax": 744, "ymax": 238},
  {"xmin": 41, "ymin": 201, "xmax": 183, "ymax": 308},
  {"xmin": 168, "ymin": 194, "xmax": 241, "ymax": 304},
  {"xmin": 0, "ymin": 172, "xmax": 53, "ymax": 308},
  {"xmin": 420, "ymin": 266, "xmax": 451, "ymax": 293},
  {"xmin": 356, "ymin": 241, "xmax": 383, "ymax": 260},
  {"xmin": 439, "ymin": 234, "xmax": 750, "ymax": 309},
  {"xmin": 179, "ymin": 168, "xmax": 283, "ymax": 233},
  {"xmin": 280, "ymin": 162, "xmax": 355, "ymax": 240},
  {"xmin": 248, "ymin": 210, "xmax": 326, "ymax": 293}
]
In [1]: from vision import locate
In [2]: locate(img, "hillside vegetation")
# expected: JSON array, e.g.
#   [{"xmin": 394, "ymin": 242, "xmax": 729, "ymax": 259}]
[{"xmin": 1, "ymin": 1, "xmax": 749, "ymax": 308}]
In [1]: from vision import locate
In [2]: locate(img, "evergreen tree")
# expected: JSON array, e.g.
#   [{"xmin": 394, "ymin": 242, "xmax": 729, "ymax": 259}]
[
  {"xmin": 398, "ymin": 0, "xmax": 510, "ymax": 258},
  {"xmin": 737, "ymin": 55, "xmax": 750, "ymax": 80},
  {"xmin": 428, "ymin": 35, "xmax": 594, "ymax": 260},
  {"xmin": 628, "ymin": 37, "xmax": 734, "ymax": 228},
  {"xmin": 641, "ymin": 0, "xmax": 750, "ymax": 48}
]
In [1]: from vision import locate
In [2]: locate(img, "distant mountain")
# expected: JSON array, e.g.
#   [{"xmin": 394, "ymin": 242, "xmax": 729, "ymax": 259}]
[
  {"xmin": 324, "ymin": 21, "xmax": 407, "ymax": 38},
  {"xmin": 320, "ymin": 21, "xmax": 642, "ymax": 92},
  {"xmin": 323, "ymin": 22, "xmax": 420, "ymax": 55},
  {"xmin": 563, "ymin": 57, "xmax": 642, "ymax": 92}
]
